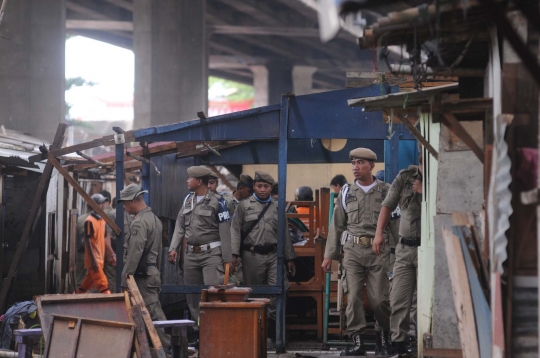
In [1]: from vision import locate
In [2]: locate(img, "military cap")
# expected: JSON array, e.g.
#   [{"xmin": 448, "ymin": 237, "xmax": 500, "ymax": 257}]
[
  {"xmin": 187, "ymin": 166, "xmax": 213, "ymax": 178},
  {"xmin": 91, "ymin": 193, "xmax": 107, "ymax": 205},
  {"xmin": 349, "ymin": 147, "xmax": 377, "ymax": 161},
  {"xmin": 117, "ymin": 184, "xmax": 148, "ymax": 203},
  {"xmin": 253, "ymin": 171, "xmax": 275, "ymax": 185},
  {"xmin": 239, "ymin": 174, "xmax": 253, "ymax": 188},
  {"xmin": 208, "ymin": 172, "xmax": 219, "ymax": 180}
]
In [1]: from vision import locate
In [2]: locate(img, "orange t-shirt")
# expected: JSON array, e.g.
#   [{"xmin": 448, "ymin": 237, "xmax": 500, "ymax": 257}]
[
  {"xmin": 296, "ymin": 206, "xmax": 317, "ymax": 230},
  {"xmin": 84, "ymin": 214, "xmax": 106, "ymax": 269}
]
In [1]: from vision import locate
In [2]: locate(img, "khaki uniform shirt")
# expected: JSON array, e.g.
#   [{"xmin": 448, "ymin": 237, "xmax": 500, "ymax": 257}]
[
  {"xmin": 230, "ymin": 197, "xmax": 297, "ymax": 261},
  {"xmin": 223, "ymin": 192, "xmax": 240, "ymax": 215},
  {"xmin": 169, "ymin": 191, "xmax": 233, "ymax": 262},
  {"xmin": 325, "ymin": 178, "xmax": 391, "ymax": 260},
  {"xmin": 121, "ymin": 207, "xmax": 163, "ymax": 288},
  {"xmin": 382, "ymin": 165, "xmax": 422, "ymax": 238}
]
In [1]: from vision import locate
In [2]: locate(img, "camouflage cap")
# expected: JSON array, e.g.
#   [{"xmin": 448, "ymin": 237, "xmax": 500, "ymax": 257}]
[
  {"xmin": 117, "ymin": 184, "xmax": 148, "ymax": 203},
  {"xmin": 239, "ymin": 174, "xmax": 253, "ymax": 188},
  {"xmin": 253, "ymin": 171, "xmax": 275, "ymax": 185},
  {"xmin": 349, "ymin": 147, "xmax": 377, "ymax": 161},
  {"xmin": 91, "ymin": 193, "xmax": 107, "ymax": 205},
  {"xmin": 187, "ymin": 166, "xmax": 213, "ymax": 178}
]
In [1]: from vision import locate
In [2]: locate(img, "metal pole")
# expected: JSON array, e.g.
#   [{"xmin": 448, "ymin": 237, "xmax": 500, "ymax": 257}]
[
  {"xmin": 113, "ymin": 129, "xmax": 125, "ymax": 293},
  {"xmin": 323, "ymin": 271, "xmax": 331, "ymax": 348},
  {"xmin": 276, "ymin": 94, "xmax": 291, "ymax": 354},
  {"xmin": 141, "ymin": 162, "xmax": 150, "ymax": 206}
]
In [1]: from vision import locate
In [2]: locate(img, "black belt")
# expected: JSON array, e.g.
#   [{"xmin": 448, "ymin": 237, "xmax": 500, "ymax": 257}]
[
  {"xmin": 390, "ymin": 248, "xmax": 396, "ymax": 254},
  {"xmin": 243, "ymin": 244, "xmax": 277, "ymax": 255},
  {"xmin": 401, "ymin": 237, "xmax": 421, "ymax": 247},
  {"xmin": 147, "ymin": 263, "xmax": 157, "ymax": 267}
]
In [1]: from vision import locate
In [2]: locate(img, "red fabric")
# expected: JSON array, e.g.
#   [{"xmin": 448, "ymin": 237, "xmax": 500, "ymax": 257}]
[{"xmin": 516, "ymin": 148, "xmax": 538, "ymax": 191}]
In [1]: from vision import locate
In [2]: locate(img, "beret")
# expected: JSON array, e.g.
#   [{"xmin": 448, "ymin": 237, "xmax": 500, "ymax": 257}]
[
  {"xmin": 117, "ymin": 184, "xmax": 148, "ymax": 203},
  {"xmin": 239, "ymin": 174, "xmax": 253, "ymax": 188},
  {"xmin": 253, "ymin": 171, "xmax": 275, "ymax": 185},
  {"xmin": 349, "ymin": 148, "xmax": 377, "ymax": 161},
  {"xmin": 187, "ymin": 166, "xmax": 213, "ymax": 178}
]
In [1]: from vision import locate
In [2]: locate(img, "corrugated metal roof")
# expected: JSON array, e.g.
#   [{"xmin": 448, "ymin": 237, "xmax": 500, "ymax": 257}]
[{"xmin": 0, "ymin": 126, "xmax": 49, "ymax": 172}]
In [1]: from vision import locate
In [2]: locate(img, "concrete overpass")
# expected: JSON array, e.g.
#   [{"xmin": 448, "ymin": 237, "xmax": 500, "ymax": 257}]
[{"xmin": 0, "ymin": 0, "xmax": 378, "ymax": 141}]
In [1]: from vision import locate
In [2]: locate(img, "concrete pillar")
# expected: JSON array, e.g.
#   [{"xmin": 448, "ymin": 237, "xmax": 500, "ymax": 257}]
[
  {"xmin": 292, "ymin": 66, "xmax": 317, "ymax": 96},
  {"xmin": 250, "ymin": 65, "xmax": 268, "ymax": 108},
  {"xmin": 0, "ymin": 0, "xmax": 65, "ymax": 142},
  {"xmin": 267, "ymin": 60, "xmax": 293, "ymax": 105},
  {"xmin": 134, "ymin": 0, "xmax": 207, "ymax": 128}
]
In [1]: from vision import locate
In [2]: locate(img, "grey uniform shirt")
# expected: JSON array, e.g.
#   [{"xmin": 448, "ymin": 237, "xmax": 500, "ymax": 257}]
[
  {"xmin": 230, "ymin": 197, "xmax": 297, "ymax": 261},
  {"xmin": 121, "ymin": 207, "xmax": 162, "ymax": 289},
  {"xmin": 325, "ymin": 178, "xmax": 391, "ymax": 260},
  {"xmin": 169, "ymin": 191, "xmax": 232, "ymax": 262},
  {"xmin": 382, "ymin": 165, "xmax": 422, "ymax": 238}
]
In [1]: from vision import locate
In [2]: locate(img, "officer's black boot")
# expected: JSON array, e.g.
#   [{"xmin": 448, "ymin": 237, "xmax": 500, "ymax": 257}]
[
  {"xmin": 340, "ymin": 333, "xmax": 366, "ymax": 356},
  {"xmin": 267, "ymin": 319, "xmax": 276, "ymax": 342},
  {"xmin": 389, "ymin": 341, "xmax": 409, "ymax": 356},
  {"xmin": 375, "ymin": 331, "xmax": 383, "ymax": 356},
  {"xmin": 407, "ymin": 335, "xmax": 417, "ymax": 354},
  {"xmin": 381, "ymin": 330, "xmax": 392, "ymax": 356}
]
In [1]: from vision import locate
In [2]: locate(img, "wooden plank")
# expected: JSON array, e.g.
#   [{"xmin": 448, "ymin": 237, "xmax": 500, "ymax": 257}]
[
  {"xmin": 442, "ymin": 226, "xmax": 480, "ymax": 358},
  {"xmin": 0, "ymin": 123, "xmax": 67, "ymax": 312},
  {"xmin": 454, "ymin": 226, "xmax": 491, "ymax": 358},
  {"xmin": 47, "ymin": 152, "xmax": 121, "ymax": 235},
  {"xmin": 441, "ymin": 113, "xmax": 484, "ymax": 163},
  {"xmin": 130, "ymin": 304, "xmax": 152, "ymax": 358},
  {"xmin": 399, "ymin": 114, "xmax": 439, "ymax": 160},
  {"xmin": 126, "ymin": 275, "xmax": 166, "ymax": 358},
  {"xmin": 423, "ymin": 348, "xmax": 463, "ymax": 357},
  {"xmin": 69, "ymin": 209, "xmax": 78, "ymax": 273}
]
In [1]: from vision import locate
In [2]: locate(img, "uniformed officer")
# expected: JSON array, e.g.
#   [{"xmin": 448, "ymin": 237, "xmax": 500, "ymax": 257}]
[
  {"xmin": 230, "ymin": 171, "xmax": 296, "ymax": 339},
  {"xmin": 100, "ymin": 190, "xmax": 118, "ymax": 293},
  {"xmin": 373, "ymin": 155, "xmax": 422, "ymax": 355},
  {"xmin": 118, "ymin": 184, "xmax": 171, "ymax": 350},
  {"xmin": 167, "ymin": 166, "xmax": 232, "ymax": 328},
  {"xmin": 208, "ymin": 172, "xmax": 219, "ymax": 194},
  {"xmin": 223, "ymin": 174, "xmax": 254, "ymax": 214},
  {"xmin": 321, "ymin": 148, "xmax": 392, "ymax": 356}
]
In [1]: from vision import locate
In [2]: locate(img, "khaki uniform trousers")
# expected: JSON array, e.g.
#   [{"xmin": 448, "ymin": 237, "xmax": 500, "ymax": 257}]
[
  {"xmin": 75, "ymin": 250, "xmax": 86, "ymax": 288},
  {"xmin": 104, "ymin": 262, "xmax": 116, "ymax": 293},
  {"xmin": 390, "ymin": 243, "xmax": 418, "ymax": 342},
  {"xmin": 343, "ymin": 241, "xmax": 391, "ymax": 334},
  {"xmin": 242, "ymin": 250, "xmax": 290, "ymax": 321},
  {"xmin": 134, "ymin": 275, "xmax": 171, "ymax": 349},
  {"xmin": 183, "ymin": 246, "xmax": 225, "ymax": 324}
]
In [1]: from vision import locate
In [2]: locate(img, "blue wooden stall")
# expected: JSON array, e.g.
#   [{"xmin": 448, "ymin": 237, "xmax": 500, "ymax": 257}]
[{"xmin": 113, "ymin": 84, "xmax": 417, "ymax": 353}]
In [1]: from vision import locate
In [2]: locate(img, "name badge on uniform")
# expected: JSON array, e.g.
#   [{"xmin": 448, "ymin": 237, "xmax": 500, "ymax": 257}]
[
  {"xmin": 217, "ymin": 197, "xmax": 230, "ymax": 223},
  {"xmin": 345, "ymin": 194, "xmax": 357, "ymax": 204}
]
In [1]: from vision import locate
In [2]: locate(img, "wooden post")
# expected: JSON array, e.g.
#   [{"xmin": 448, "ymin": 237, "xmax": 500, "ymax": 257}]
[
  {"xmin": 398, "ymin": 115, "xmax": 439, "ymax": 160},
  {"xmin": 46, "ymin": 152, "xmax": 121, "ymax": 235},
  {"xmin": 442, "ymin": 227, "xmax": 480, "ymax": 358},
  {"xmin": 0, "ymin": 123, "xmax": 67, "ymax": 311}
]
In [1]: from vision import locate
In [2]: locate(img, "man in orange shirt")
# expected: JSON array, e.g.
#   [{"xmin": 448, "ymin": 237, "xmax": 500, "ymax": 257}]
[{"xmin": 77, "ymin": 193, "xmax": 111, "ymax": 294}]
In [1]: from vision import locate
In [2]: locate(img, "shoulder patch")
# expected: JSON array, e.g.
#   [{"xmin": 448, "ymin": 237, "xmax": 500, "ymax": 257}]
[
  {"xmin": 216, "ymin": 196, "xmax": 230, "ymax": 223},
  {"xmin": 391, "ymin": 205, "xmax": 401, "ymax": 219}
]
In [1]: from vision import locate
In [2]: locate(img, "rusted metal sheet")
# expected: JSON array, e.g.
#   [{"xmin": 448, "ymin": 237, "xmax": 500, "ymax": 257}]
[
  {"xmin": 43, "ymin": 315, "xmax": 134, "ymax": 358},
  {"xmin": 36, "ymin": 293, "xmax": 131, "ymax": 341}
]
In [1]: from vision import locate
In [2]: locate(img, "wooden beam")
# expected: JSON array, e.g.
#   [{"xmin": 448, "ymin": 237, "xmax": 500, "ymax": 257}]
[
  {"xmin": 47, "ymin": 152, "xmax": 121, "ymax": 235},
  {"xmin": 66, "ymin": 20, "xmax": 133, "ymax": 31},
  {"xmin": 208, "ymin": 166, "xmax": 235, "ymax": 191},
  {"xmin": 209, "ymin": 25, "xmax": 322, "ymax": 37},
  {"xmin": 441, "ymin": 113, "xmax": 484, "ymax": 164},
  {"xmin": 101, "ymin": 0, "xmax": 133, "ymax": 11},
  {"xmin": 0, "ymin": 124, "xmax": 67, "ymax": 312},
  {"xmin": 442, "ymin": 227, "xmax": 480, "ymax": 358},
  {"xmin": 398, "ymin": 115, "xmax": 439, "ymax": 160}
]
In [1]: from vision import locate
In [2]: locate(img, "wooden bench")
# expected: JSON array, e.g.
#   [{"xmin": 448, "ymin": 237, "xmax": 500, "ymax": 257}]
[{"xmin": 14, "ymin": 319, "xmax": 195, "ymax": 358}]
